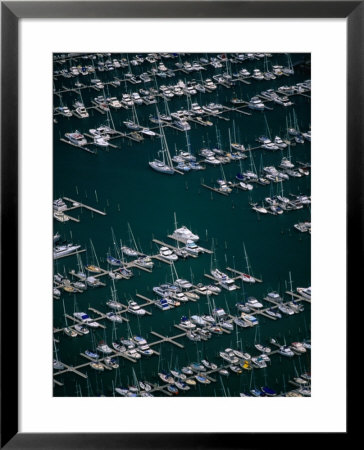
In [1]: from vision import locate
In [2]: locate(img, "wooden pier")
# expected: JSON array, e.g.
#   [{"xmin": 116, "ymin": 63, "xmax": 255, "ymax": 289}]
[
  {"xmin": 201, "ymin": 183, "xmax": 230, "ymax": 196},
  {"xmin": 62, "ymin": 197, "xmax": 107, "ymax": 216},
  {"xmin": 59, "ymin": 138, "xmax": 96, "ymax": 154}
]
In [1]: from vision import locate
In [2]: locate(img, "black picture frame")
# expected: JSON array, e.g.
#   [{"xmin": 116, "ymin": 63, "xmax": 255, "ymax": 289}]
[{"xmin": 1, "ymin": 1, "xmax": 355, "ymax": 448}]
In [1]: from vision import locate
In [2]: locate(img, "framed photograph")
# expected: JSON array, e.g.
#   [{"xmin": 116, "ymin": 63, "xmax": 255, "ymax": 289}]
[{"xmin": 1, "ymin": 1, "xmax": 355, "ymax": 448}]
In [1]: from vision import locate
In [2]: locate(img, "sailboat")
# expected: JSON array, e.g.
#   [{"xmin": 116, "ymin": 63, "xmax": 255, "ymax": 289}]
[
  {"xmin": 149, "ymin": 118, "xmax": 175, "ymax": 174},
  {"xmin": 240, "ymin": 243, "xmax": 256, "ymax": 283},
  {"xmin": 283, "ymin": 53, "xmax": 294, "ymax": 75},
  {"xmin": 121, "ymin": 223, "xmax": 139, "ymax": 257},
  {"xmin": 62, "ymin": 297, "xmax": 77, "ymax": 337},
  {"xmin": 123, "ymin": 102, "xmax": 141, "ymax": 130},
  {"xmin": 53, "ymin": 340, "xmax": 65, "ymax": 370},
  {"xmin": 85, "ymin": 239, "xmax": 102, "ymax": 273},
  {"xmin": 216, "ymin": 164, "xmax": 232, "ymax": 194}
]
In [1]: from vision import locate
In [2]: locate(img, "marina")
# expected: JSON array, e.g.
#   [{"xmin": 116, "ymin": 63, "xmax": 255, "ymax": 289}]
[{"xmin": 53, "ymin": 52, "xmax": 311, "ymax": 397}]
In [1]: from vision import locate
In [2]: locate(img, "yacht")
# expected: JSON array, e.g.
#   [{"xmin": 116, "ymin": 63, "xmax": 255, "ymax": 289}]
[
  {"xmin": 149, "ymin": 159, "xmax": 175, "ymax": 175},
  {"xmin": 174, "ymin": 279, "xmax": 193, "ymax": 289},
  {"xmin": 159, "ymin": 246, "xmax": 178, "ymax": 261},
  {"xmin": 240, "ymin": 272, "xmax": 255, "ymax": 283},
  {"xmin": 279, "ymin": 345, "xmax": 295, "ymax": 357},
  {"xmin": 246, "ymin": 297, "xmax": 264, "ymax": 308},
  {"xmin": 252, "ymin": 68, "xmax": 264, "ymax": 80},
  {"xmin": 154, "ymin": 298, "xmax": 171, "ymax": 311},
  {"xmin": 120, "ymin": 246, "xmax": 138, "ymax": 257},
  {"xmin": 127, "ymin": 301, "xmax": 146, "ymax": 315},
  {"xmin": 106, "ymin": 312, "xmax": 123, "ymax": 323},
  {"xmin": 278, "ymin": 304, "xmax": 295, "ymax": 315},
  {"xmin": 173, "ymin": 119, "xmax": 191, "ymax": 131},
  {"xmin": 96, "ymin": 342, "xmax": 113, "ymax": 354},
  {"xmin": 134, "ymin": 256, "xmax": 154, "ymax": 269},
  {"xmin": 53, "ymin": 360, "xmax": 65, "ymax": 370},
  {"xmin": 274, "ymin": 136, "xmax": 287, "ymax": 148},
  {"xmin": 73, "ymin": 312, "xmax": 99, "ymax": 327},
  {"xmin": 107, "ymin": 97, "xmax": 122, "ymax": 109},
  {"xmin": 297, "ymin": 286, "xmax": 311, "ymax": 300},
  {"xmin": 248, "ymin": 97, "xmax": 265, "ymax": 110},
  {"xmin": 63, "ymin": 327, "xmax": 77, "ymax": 337},
  {"xmin": 171, "ymin": 226, "xmax": 199, "ymax": 243},
  {"xmin": 73, "ymin": 101, "xmax": 89, "ymax": 118},
  {"xmin": 291, "ymin": 342, "xmax": 307, "ymax": 354},
  {"xmin": 85, "ymin": 350, "xmax": 99, "ymax": 359},
  {"xmin": 56, "ymin": 106, "xmax": 73, "ymax": 117},
  {"xmin": 93, "ymin": 96, "xmax": 109, "ymax": 111},
  {"xmin": 106, "ymin": 300, "xmax": 123, "ymax": 310},
  {"xmin": 267, "ymin": 291, "xmax": 282, "ymax": 302},
  {"xmin": 179, "ymin": 316, "xmax": 196, "ymax": 330},
  {"xmin": 240, "ymin": 313, "xmax": 259, "ymax": 326},
  {"xmin": 219, "ymin": 350, "xmax": 239, "ymax": 364},
  {"xmin": 65, "ymin": 131, "xmax": 87, "ymax": 146},
  {"xmin": 90, "ymin": 78, "xmax": 104, "ymax": 89},
  {"xmin": 53, "ymin": 243, "xmax": 81, "ymax": 259}
]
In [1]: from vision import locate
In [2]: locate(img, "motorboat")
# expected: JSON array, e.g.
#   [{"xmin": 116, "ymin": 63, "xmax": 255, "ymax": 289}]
[
  {"xmin": 174, "ymin": 279, "xmax": 193, "ymax": 289},
  {"xmin": 53, "ymin": 243, "xmax": 81, "ymax": 259},
  {"xmin": 179, "ymin": 316, "xmax": 196, "ymax": 329},
  {"xmin": 278, "ymin": 304, "xmax": 295, "ymax": 315},
  {"xmin": 56, "ymin": 106, "xmax": 73, "ymax": 117},
  {"xmin": 267, "ymin": 291, "xmax": 282, "ymax": 302},
  {"xmin": 96, "ymin": 342, "xmax": 113, "ymax": 354},
  {"xmin": 106, "ymin": 312, "xmax": 123, "ymax": 323},
  {"xmin": 171, "ymin": 226, "xmax": 199, "ymax": 243},
  {"xmin": 279, "ymin": 345, "xmax": 295, "ymax": 357},
  {"xmin": 240, "ymin": 313, "xmax": 259, "ymax": 326},
  {"xmin": 297, "ymin": 286, "xmax": 311, "ymax": 300},
  {"xmin": 85, "ymin": 350, "xmax": 99, "ymax": 359},
  {"xmin": 104, "ymin": 357, "xmax": 119, "ymax": 369},
  {"xmin": 154, "ymin": 298, "xmax": 171, "ymax": 311},
  {"xmin": 159, "ymin": 246, "xmax": 178, "ymax": 261},
  {"xmin": 246, "ymin": 297, "xmax": 264, "ymax": 308},
  {"xmin": 290, "ymin": 342, "xmax": 307, "ymax": 353},
  {"xmin": 233, "ymin": 317, "xmax": 250, "ymax": 328},
  {"xmin": 134, "ymin": 256, "xmax": 154, "ymax": 269},
  {"xmin": 127, "ymin": 301, "xmax": 146, "ymax": 315},
  {"xmin": 73, "ymin": 312, "xmax": 99, "ymax": 327},
  {"xmin": 248, "ymin": 97, "xmax": 265, "ymax": 110}
]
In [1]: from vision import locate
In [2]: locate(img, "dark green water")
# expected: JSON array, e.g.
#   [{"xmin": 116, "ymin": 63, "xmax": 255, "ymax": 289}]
[{"xmin": 53, "ymin": 53, "xmax": 311, "ymax": 397}]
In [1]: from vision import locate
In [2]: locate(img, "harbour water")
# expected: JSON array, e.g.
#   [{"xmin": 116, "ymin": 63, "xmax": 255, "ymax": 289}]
[{"xmin": 53, "ymin": 53, "xmax": 311, "ymax": 397}]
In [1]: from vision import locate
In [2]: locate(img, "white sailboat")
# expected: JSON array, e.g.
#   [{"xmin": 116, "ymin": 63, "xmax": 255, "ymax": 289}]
[{"xmin": 149, "ymin": 115, "xmax": 175, "ymax": 174}]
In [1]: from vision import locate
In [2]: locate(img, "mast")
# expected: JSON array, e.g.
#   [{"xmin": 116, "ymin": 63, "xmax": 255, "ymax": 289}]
[
  {"xmin": 89, "ymin": 239, "xmax": 100, "ymax": 268},
  {"xmin": 127, "ymin": 222, "xmax": 139, "ymax": 252}
]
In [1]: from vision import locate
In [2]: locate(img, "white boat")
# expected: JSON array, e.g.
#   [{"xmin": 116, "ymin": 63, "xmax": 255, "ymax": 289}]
[
  {"xmin": 172, "ymin": 226, "xmax": 199, "ymax": 243},
  {"xmin": 279, "ymin": 345, "xmax": 295, "ymax": 357},
  {"xmin": 56, "ymin": 105, "xmax": 73, "ymax": 117},
  {"xmin": 174, "ymin": 279, "xmax": 193, "ymax": 289},
  {"xmin": 297, "ymin": 286, "xmax": 311, "ymax": 300},
  {"xmin": 159, "ymin": 246, "xmax": 178, "ymax": 261},
  {"xmin": 65, "ymin": 131, "xmax": 87, "ymax": 146},
  {"xmin": 53, "ymin": 243, "xmax": 80, "ymax": 259},
  {"xmin": 107, "ymin": 97, "xmax": 122, "ymax": 109},
  {"xmin": 290, "ymin": 342, "xmax": 307, "ymax": 353},
  {"xmin": 246, "ymin": 297, "xmax": 264, "ymax": 308},
  {"xmin": 96, "ymin": 342, "xmax": 113, "ymax": 354},
  {"xmin": 179, "ymin": 316, "xmax": 196, "ymax": 329},
  {"xmin": 248, "ymin": 97, "xmax": 265, "ymax": 110},
  {"xmin": 127, "ymin": 301, "xmax": 146, "ymax": 316},
  {"xmin": 241, "ymin": 313, "xmax": 259, "ymax": 326},
  {"xmin": 73, "ymin": 312, "xmax": 99, "ymax": 327}
]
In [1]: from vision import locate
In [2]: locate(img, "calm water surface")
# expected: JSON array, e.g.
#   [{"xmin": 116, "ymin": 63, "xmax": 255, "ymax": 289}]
[{"xmin": 53, "ymin": 53, "xmax": 311, "ymax": 397}]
